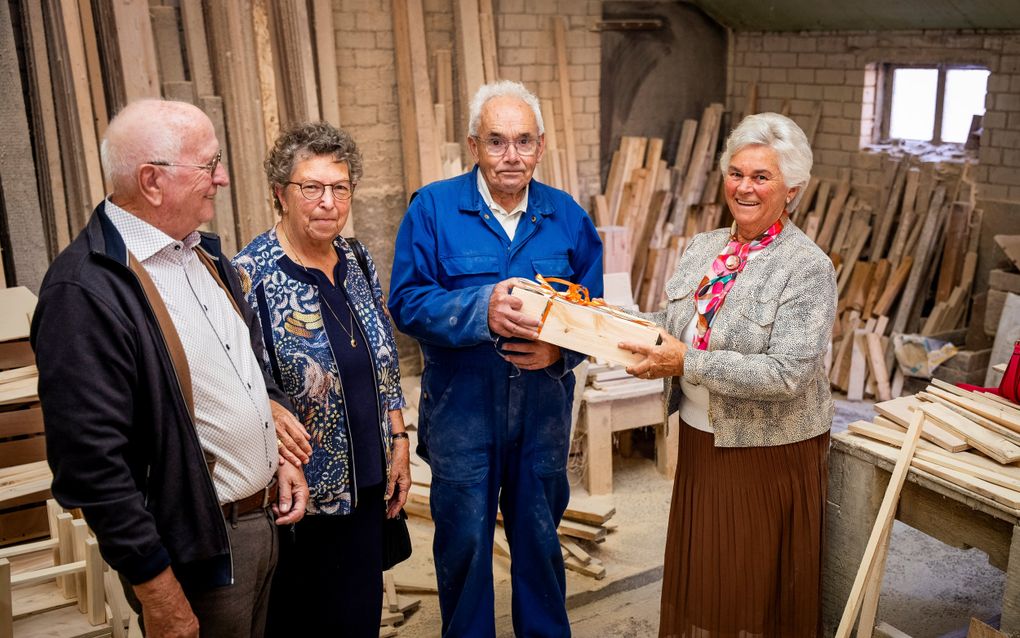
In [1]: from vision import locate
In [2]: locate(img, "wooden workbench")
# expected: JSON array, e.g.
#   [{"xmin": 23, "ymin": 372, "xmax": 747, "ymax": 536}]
[
  {"xmin": 823, "ymin": 431, "xmax": 1020, "ymax": 636},
  {"xmin": 579, "ymin": 383, "xmax": 678, "ymax": 495}
]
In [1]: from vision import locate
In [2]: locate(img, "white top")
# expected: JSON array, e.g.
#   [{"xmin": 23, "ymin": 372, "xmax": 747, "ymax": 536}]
[
  {"xmin": 477, "ymin": 171, "xmax": 529, "ymax": 241},
  {"xmin": 678, "ymin": 247, "xmax": 767, "ymax": 434},
  {"xmin": 105, "ymin": 201, "xmax": 277, "ymax": 504}
]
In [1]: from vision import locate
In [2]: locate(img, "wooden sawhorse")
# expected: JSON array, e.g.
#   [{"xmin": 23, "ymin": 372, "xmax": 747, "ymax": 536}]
[{"xmin": 579, "ymin": 384, "xmax": 678, "ymax": 496}]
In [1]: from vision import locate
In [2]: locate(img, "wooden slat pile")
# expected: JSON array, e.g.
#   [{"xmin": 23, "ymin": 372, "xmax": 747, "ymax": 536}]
[
  {"xmin": 0, "ymin": 287, "xmax": 47, "ymax": 547},
  {"xmin": 800, "ymin": 153, "xmax": 979, "ymax": 402},
  {"xmin": 11, "ymin": 0, "xmax": 350, "ymax": 258},
  {"xmin": 847, "ymin": 380, "xmax": 1020, "ymax": 512},
  {"xmin": 595, "ymin": 103, "xmax": 726, "ymax": 312},
  {"xmin": 404, "ymin": 430, "xmax": 615, "ymax": 581}
]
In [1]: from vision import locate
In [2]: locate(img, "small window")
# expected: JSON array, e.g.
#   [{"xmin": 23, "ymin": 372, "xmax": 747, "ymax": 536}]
[{"xmin": 881, "ymin": 64, "xmax": 989, "ymax": 144}]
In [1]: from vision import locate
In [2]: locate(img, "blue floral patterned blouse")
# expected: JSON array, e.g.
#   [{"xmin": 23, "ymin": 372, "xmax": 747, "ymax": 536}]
[{"xmin": 233, "ymin": 228, "xmax": 405, "ymax": 515}]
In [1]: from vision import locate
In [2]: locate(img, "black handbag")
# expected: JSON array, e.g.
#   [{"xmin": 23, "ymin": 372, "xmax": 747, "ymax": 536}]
[{"xmin": 382, "ymin": 508, "xmax": 412, "ymax": 570}]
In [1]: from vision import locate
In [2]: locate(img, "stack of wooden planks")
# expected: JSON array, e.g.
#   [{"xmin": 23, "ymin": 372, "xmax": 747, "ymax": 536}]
[
  {"xmin": 847, "ymin": 380, "xmax": 1020, "ymax": 512},
  {"xmin": 595, "ymin": 103, "xmax": 726, "ymax": 311},
  {"xmin": 811, "ymin": 154, "xmax": 978, "ymax": 401},
  {"xmin": 0, "ymin": 287, "xmax": 48, "ymax": 547},
  {"xmin": 12, "ymin": 0, "xmax": 352, "ymax": 258}
]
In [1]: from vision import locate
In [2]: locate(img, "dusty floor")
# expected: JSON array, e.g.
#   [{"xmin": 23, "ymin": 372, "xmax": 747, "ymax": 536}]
[{"xmin": 392, "ymin": 388, "xmax": 1007, "ymax": 638}]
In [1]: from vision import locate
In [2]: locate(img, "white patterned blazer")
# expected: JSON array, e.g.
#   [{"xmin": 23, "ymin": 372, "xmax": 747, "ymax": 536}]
[{"xmin": 652, "ymin": 221, "xmax": 837, "ymax": 447}]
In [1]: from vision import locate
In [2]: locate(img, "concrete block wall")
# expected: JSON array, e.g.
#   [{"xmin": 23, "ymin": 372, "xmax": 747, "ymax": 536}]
[
  {"xmin": 728, "ymin": 30, "xmax": 1020, "ymax": 204},
  {"xmin": 330, "ymin": 0, "xmax": 601, "ymax": 373}
]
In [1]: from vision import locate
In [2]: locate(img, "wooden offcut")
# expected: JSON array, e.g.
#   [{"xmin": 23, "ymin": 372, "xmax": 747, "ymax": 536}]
[
  {"xmin": 553, "ymin": 17, "xmax": 579, "ymax": 200},
  {"xmin": 392, "ymin": 0, "xmax": 443, "ymax": 196}
]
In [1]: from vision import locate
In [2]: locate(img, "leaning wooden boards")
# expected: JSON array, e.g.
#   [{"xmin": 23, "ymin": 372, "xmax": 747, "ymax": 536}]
[{"xmin": 510, "ymin": 280, "xmax": 660, "ymax": 366}]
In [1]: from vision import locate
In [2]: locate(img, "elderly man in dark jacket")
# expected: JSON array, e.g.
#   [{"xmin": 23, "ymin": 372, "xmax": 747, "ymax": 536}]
[{"xmin": 31, "ymin": 99, "xmax": 307, "ymax": 638}]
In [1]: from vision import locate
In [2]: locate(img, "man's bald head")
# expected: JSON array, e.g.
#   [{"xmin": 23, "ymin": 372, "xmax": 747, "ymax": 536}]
[{"xmin": 101, "ymin": 100, "xmax": 213, "ymax": 195}]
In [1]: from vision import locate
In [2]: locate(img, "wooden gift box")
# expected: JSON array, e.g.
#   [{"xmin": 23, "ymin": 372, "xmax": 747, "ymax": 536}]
[{"xmin": 509, "ymin": 279, "xmax": 661, "ymax": 367}]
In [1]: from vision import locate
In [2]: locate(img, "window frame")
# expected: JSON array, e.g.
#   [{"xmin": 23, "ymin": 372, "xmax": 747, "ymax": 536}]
[{"xmin": 878, "ymin": 62, "xmax": 989, "ymax": 145}]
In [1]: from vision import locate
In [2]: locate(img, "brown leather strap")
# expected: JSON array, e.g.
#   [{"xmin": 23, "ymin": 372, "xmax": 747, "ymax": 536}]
[
  {"xmin": 195, "ymin": 249, "xmax": 243, "ymax": 318},
  {"xmin": 221, "ymin": 482, "xmax": 279, "ymax": 518},
  {"xmin": 128, "ymin": 254, "xmax": 195, "ymax": 418}
]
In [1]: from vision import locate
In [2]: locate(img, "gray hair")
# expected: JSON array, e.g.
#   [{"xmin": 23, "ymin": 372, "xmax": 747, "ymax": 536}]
[
  {"xmin": 719, "ymin": 112, "xmax": 813, "ymax": 212},
  {"xmin": 467, "ymin": 80, "xmax": 545, "ymax": 137},
  {"xmin": 101, "ymin": 99, "xmax": 204, "ymax": 193},
  {"xmin": 264, "ymin": 121, "xmax": 364, "ymax": 214}
]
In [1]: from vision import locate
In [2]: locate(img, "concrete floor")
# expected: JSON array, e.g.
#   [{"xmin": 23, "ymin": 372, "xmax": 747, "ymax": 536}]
[{"xmin": 391, "ymin": 392, "xmax": 1007, "ymax": 637}]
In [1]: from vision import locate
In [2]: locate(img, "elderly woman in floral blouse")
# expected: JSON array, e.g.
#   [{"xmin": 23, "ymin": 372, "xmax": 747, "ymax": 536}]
[
  {"xmin": 233, "ymin": 122, "xmax": 409, "ymax": 637},
  {"xmin": 621, "ymin": 112, "xmax": 837, "ymax": 637}
]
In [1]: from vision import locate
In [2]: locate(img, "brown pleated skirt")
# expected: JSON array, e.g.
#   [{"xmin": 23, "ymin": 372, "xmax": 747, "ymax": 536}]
[{"xmin": 659, "ymin": 421, "xmax": 829, "ymax": 638}]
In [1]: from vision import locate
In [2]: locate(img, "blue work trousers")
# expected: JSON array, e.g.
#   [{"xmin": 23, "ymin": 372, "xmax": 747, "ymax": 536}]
[{"xmin": 422, "ymin": 354, "xmax": 573, "ymax": 638}]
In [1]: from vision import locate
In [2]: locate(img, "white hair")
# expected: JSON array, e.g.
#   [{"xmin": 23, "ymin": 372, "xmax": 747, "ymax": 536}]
[
  {"xmin": 101, "ymin": 99, "xmax": 207, "ymax": 193},
  {"xmin": 719, "ymin": 112, "xmax": 813, "ymax": 212},
  {"xmin": 467, "ymin": 80, "xmax": 545, "ymax": 137}
]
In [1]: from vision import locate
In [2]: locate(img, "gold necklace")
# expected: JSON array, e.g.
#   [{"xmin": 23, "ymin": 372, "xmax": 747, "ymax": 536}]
[{"xmin": 279, "ymin": 223, "xmax": 358, "ymax": 348}]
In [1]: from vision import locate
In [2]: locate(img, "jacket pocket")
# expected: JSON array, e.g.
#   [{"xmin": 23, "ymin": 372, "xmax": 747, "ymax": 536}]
[
  {"xmin": 530, "ymin": 256, "xmax": 573, "ymax": 280},
  {"xmin": 439, "ymin": 253, "xmax": 501, "ymax": 289}
]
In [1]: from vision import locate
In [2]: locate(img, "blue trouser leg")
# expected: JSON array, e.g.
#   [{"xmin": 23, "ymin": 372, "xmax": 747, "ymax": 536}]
[
  {"xmin": 430, "ymin": 469, "xmax": 501, "ymax": 638},
  {"xmin": 499, "ymin": 404, "xmax": 571, "ymax": 637}
]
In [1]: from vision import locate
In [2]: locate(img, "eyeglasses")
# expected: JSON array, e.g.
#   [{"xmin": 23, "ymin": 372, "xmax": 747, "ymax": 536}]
[
  {"xmin": 148, "ymin": 150, "xmax": 222, "ymax": 177},
  {"xmin": 286, "ymin": 180, "xmax": 355, "ymax": 201},
  {"xmin": 472, "ymin": 136, "xmax": 539, "ymax": 157}
]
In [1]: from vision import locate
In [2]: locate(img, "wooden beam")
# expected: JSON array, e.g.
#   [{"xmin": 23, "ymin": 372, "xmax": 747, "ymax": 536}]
[
  {"xmin": 392, "ymin": 0, "xmax": 443, "ymax": 197},
  {"xmin": 478, "ymin": 0, "xmax": 499, "ymax": 83},
  {"xmin": 453, "ymin": 0, "xmax": 484, "ymax": 145},
  {"xmin": 206, "ymin": 1, "xmax": 273, "ymax": 246},
  {"xmin": 108, "ymin": 0, "xmax": 161, "ymax": 101},
  {"xmin": 46, "ymin": 0, "xmax": 106, "ymax": 234},
  {"xmin": 270, "ymin": 0, "xmax": 320, "ymax": 126},
  {"xmin": 434, "ymin": 49, "xmax": 455, "ymax": 143},
  {"xmin": 251, "ymin": 0, "xmax": 280, "ymax": 152},
  {"xmin": 20, "ymin": 0, "xmax": 70, "ymax": 257},
  {"xmin": 0, "ymin": 0, "xmax": 52, "ymax": 289},
  {"xmin": 150, "ymin": 6, "xmax": 186, "ymax": 83},
  {"xmin": 834, "ymin": 409, "xmax": 924, "ymax": 638},
  {"xmin": 553, "ymin": 17, "xmax": 579, "ymax": 200},
  {"xmin": 312, "ymin": 0, "xmax": 340, "ymax": 126},
  {"xmin": 179, "ymin": 0, "xmax": 214, "ymax": 97}
]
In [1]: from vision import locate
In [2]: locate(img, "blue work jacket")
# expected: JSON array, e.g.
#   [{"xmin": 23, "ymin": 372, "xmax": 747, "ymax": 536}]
[{"xmin": 389, "ymin": 167, "xmax": 603, "ymax": 482}]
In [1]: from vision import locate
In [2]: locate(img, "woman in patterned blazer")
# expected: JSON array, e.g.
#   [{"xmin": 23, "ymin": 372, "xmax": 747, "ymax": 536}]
[
  {"xmin": 621, "ymin": 113, "xmax": 837, "ymax": 638},
  {"xmin": 232, "ymin": 122, "xmax": 410, "ymax": 637}
]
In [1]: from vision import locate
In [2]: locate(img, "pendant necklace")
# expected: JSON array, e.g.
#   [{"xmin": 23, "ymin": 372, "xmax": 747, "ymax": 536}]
[{"xmin": 279, "ymin": 224, "xmax": 358, "ymax": 348}]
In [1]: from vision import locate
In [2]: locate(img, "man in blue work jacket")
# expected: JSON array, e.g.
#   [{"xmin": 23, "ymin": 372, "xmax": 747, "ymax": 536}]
[{"xmin": 389, "ymin": 80, "xmax": 603, "ymax": 637}]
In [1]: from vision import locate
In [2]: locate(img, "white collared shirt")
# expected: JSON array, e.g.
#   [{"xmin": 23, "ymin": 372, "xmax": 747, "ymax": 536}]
[
  {"xmin": 476, "ymin": 171, "xmax": 529, "ymax": 241},
  {"xmin": 105, "ymin": 201, "xmax": 276, "ymax": 504}
]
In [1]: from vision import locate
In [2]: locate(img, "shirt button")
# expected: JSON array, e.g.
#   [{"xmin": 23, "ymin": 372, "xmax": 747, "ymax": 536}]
[
  {"xmin": 483, "ymin": 214, "xmax": 490, "ymax": 219},
  {"xmin": 248, "ymin": 383, "xmax": 252, "ymax": 389},
  {"xmin": 174, "ymin": 245, "xmax": 181, "ymax": 251},
  {"xmin": 225, "ymin": 344, "xmax": 230, "ymax": 350},
  {"xmin": 531, "ymin": 216, "xmax": 537, "ymax": 222},
  {"xmin": 203, "ymin": 304, "xmax": 209, "ymax": 311},
  {"xmin": 264, "ymin": 421, "xmax": 269, "ymax": 429}
]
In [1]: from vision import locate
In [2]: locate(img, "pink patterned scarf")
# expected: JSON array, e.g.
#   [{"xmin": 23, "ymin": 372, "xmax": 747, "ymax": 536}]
[{"xmin": 692, "ymin": 216, "xmax": 785, "ymax": 350}]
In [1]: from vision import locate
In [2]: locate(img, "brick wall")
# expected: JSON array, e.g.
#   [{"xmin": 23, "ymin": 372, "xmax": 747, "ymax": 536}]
[
  {"xmin": 330, "ymin": 0, "xmax": 601, "ymax": 372},
  {"xmin": 728, "ymin": 30, "xmax": 1020, "ymax": 204}
]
